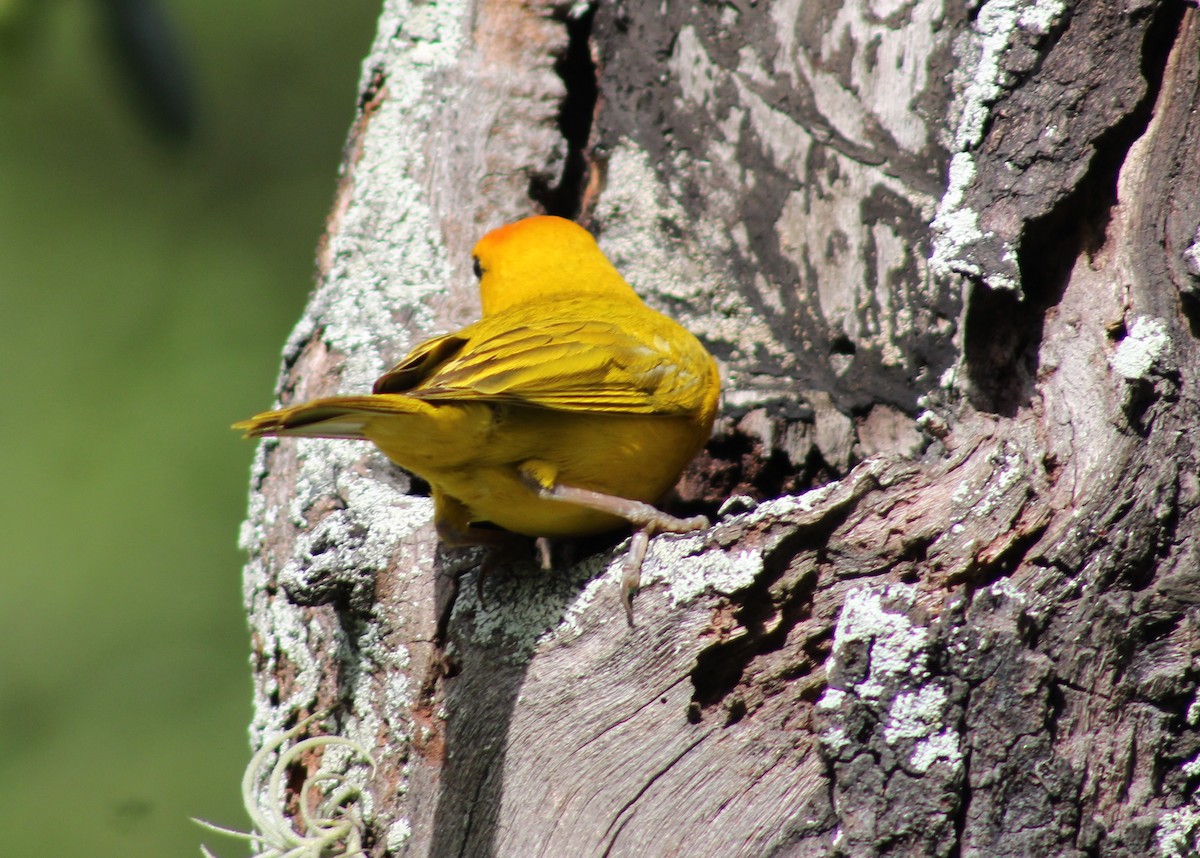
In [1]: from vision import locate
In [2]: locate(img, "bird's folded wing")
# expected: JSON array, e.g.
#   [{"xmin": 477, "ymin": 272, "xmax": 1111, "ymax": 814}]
[
  {"xmin": 373, "ymin": 332, "xmax": 469, "ymax": 394},
  {"xmin": 410, "ymin": 320, "xmax": 709, "ymax": 415}
]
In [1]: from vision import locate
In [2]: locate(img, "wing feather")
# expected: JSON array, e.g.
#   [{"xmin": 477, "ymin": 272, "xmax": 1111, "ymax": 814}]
[
  {"xmin": 410, "ymin": 318, "xmax": 708, "ymax": 415},
  {"xmin": 373, "ymin": 332, "xmax": 469, "ymax": 394}
]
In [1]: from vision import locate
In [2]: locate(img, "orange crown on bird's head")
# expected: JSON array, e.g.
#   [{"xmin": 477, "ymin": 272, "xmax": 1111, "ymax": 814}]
[{"xmin": 471, "ymin": 215, "xmax": 638, "ymax": 316}]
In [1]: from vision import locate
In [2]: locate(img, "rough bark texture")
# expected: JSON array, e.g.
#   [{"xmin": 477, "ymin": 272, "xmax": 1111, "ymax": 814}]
[{"xmin": 236, "ymin": 1, "xmax": 1200, "ymax": 856}]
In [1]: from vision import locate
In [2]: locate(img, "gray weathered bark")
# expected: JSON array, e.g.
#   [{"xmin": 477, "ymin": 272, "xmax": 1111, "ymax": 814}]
[{"xmin": 236, "ymin": 1, "xmax": 1200, "ymax": 855}]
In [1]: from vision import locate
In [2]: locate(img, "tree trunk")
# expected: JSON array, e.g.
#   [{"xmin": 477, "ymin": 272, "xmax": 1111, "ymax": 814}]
[{"xmin": 236, "ymin": 0, "xmax": 1200, "ymax": 855}]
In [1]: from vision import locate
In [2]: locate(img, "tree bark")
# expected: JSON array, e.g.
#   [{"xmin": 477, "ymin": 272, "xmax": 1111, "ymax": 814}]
[{"xmin": 237, "ymin": 0, "xmax": 1200, "ymax": 855}]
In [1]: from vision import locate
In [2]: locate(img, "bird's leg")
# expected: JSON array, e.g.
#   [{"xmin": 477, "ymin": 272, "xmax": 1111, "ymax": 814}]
[
  {"xmin": 520, "ymin": 470, "xmax": 710, "ymax": 624},
  {"xmin": 535, "ymin": 537, "xmax": 553, "ymax": 571},
  {"xmin": 621, "ymin": 528, "xmax": 652, "ymax": 626},
  {"xmin": 533, "ymin": 483, "xmax": 710, "ymax": 535}
]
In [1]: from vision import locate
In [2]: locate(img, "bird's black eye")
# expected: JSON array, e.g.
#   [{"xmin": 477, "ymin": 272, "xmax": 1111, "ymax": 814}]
[{"xmin": 472, "ymin": 257, "xmax": 483, "ymax": 279}]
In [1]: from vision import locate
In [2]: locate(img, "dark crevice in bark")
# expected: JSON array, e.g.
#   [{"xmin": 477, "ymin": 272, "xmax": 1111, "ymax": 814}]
[
  {"xmin": 830, "ymin": 334, "xmax": 857, "ymax": 357},
  {"xmin": 432, "ymin": 557, "xmax": 461, "ymax": 651},
  {"xmin": 406, "ymin": 474, "xmax": 432, "ymax": 497},
  {"xmin": 688, "ymin": 529, "xmax": 829, "ymax": 717},
  {"xmin": 677, "ymin": 422, "xmax": 817, "ymax": 521},
  {"xmin": 961, "ymin": 284, "xmax": 1039, "ymax": 417},
  {"xmin": 530, "ymin": 4, "xmax": 598, "ymax": 220},
  {"xmin": 1179, "ymin": 281, "xmax": 1200, "ymax": 336},
  {"xmin": 961, "ymin": 2, "xmax": 1185, "ymax": 417},
  {"xmin": 1022, "ymin": 1, "xmax": 1183, "ymax": 304},
  {"xmin": 949, "ymin": 747, "xmax": 971, "ymax": 858},
  {"xmin": 1045, "ymin": 675, "xmax": 1067, "ymax": 747},
  {"xmin": 971, "ymin": 516, "xmax": 1051, "ymax": 592},
  {"xmin": 356, "ymin": 65, "xmax": 387, "ymax": 112}
]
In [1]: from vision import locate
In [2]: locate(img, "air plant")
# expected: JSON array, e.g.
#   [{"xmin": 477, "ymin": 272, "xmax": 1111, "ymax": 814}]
[{"xmin": 194, "ymin": 715, "xmax": 375, "ymax": 858}]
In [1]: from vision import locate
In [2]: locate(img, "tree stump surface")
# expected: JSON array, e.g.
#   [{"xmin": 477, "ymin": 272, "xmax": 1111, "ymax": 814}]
[{"xmin": 237, "ymin": 1, "xmax": 1200, "ymax": 855}]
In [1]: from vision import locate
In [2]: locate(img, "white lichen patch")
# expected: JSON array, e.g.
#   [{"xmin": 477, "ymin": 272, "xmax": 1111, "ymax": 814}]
[
  {"xmin": 821, "ymin": 724, "xmax": 852, "ymax": 755},
  {"xmin": 987, "ymin": 576, "xmax": 1027, "ymax": 605},
  {"xmin": 249, "ymin": 595, "xmax": 328, "ymax": 731},
  {"xmin": 459, "ymin": 527, "xmax": 765, "ymax": 654},
  {"xmin": 290, "ymin": 455, "xmax": 430, "ymax": 583},
  {"xmin": 821, "ymin": 585, "xmax": 964, "ymax": 778},
  {"xmin": 283, "ymin": 0, "xmax": 466, "ymax": 393},
  {"xmin": 884, "ymin": 685, "xmax": 962, "ymax": 773},
  {"xmin": 909, "ymin": 728, "xmax": 964, "ymax": 774},
  {"xmin": 1017, "ymin": 0, "xmax": 1068, "ymax": 35},
  {"xmin": 831, "ymin": 583, "xmax": 930, "ymax": 698},
  {"xmin": 737, "ymin": 480, "xmax": 848, "ymax": 523},
  {"xmin": 930, "ymin": 0, "xmax": 1067, "ymax": 290},
  {"xmin": 954, "ymin": 0, "xmax": 1066, "ymax": 152},
  {"xmin": 595, "ymin": 145, "xmax": 716, "ymax": 306},
  {"xmin": 366, "ymin": 0, "xmax": 464, "ymax": 80},
  {"xmin": 240, "ymin": 0, "xmax": 473, "ymax": 784},
  {"xmin": 1158, "ymin": 803, "xmax": 1200, "ymax": 858},
  {"xmin": 1187, "ymin": 690, "xmax": 1200, "ymax": 727},
  {"xmin": 817, "ymin": 688, "xmax": 848, "ymax": 711},
  {"xmin": 652, "ymin": 538, "xmax": 764, "ymax": 603},
  {"xmin": 386, "ymin": 818, "xmax": 413, "ymax": 851},
  {"xmin": 1109, "ymin": 316, "xmax": 1170, "ymax": 380},
  {"xmin": 1182, "ymin": 755, "xmax": 1200, "ymax": 780},
  {"xmin": 243, "ymin": 445, "xmax": 430, "ymax": 727},
  {"xmin": 457, "ymin": 481, "xmax": 865, "ymax": 654},
  {"xmin": 884, "ymin": 685, "xmax": 949, "ymax": 743},
  {"xmin": 455, "ymin": 552, "xmax": 613, "ymax": 655},
  {"xmin": 930, "ymin": 153, "xmax": 984, "ymax": 279}
]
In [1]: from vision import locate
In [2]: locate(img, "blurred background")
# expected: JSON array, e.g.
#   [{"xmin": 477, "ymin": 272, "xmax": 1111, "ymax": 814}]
[{"xmin": 0, "ymin": 0, "xmax": 377, "ymax": 854}]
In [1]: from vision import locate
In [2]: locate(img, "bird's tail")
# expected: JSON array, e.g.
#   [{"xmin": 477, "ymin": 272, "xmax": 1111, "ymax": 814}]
[{"xmin": 232, "ymin": 395, "xmax": 427, "ymax": 440}]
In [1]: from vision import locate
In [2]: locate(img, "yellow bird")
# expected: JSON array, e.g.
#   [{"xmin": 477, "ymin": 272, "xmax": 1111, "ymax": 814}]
[{"xmin": 235, "ymin": 215, "xmax": 720, "ymax": 621}]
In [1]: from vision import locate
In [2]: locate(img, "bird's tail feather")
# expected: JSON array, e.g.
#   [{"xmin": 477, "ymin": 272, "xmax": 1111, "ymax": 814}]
[{"xmin": 232, "ymin": 395, "xmax": 426, "ymax": 440}]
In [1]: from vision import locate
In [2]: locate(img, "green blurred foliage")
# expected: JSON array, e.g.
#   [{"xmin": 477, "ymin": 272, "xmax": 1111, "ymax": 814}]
[{"xmin": 0, "ymin": 1, "xmax": 377, "ymax": 854}]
